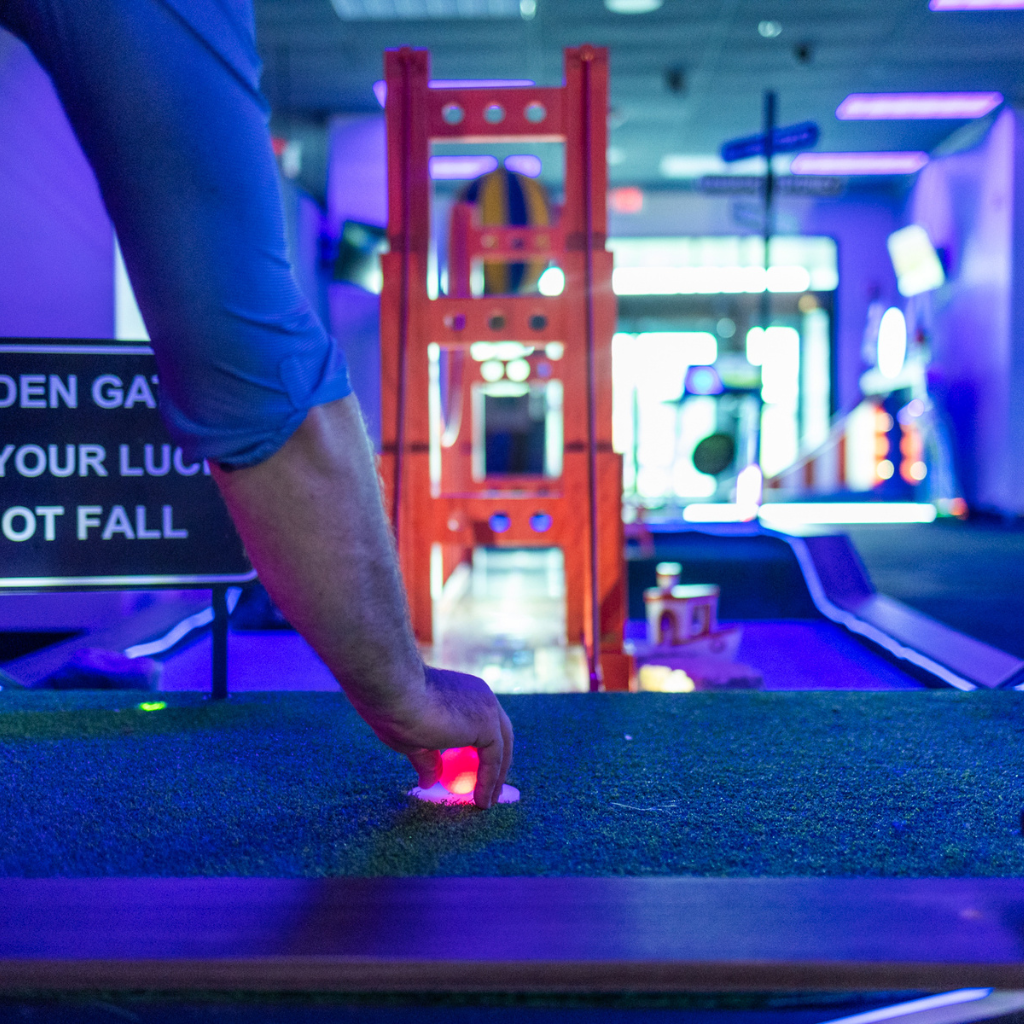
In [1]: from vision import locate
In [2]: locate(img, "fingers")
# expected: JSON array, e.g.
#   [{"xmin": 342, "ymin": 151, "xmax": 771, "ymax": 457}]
[
  {"xmin": 491, "ymin": 705, "xmax": 514, "ymax": 807},
  {"xmin": 472, "ymin": 697, "xmax": 513, "ymax": 808},
  {"xmin": 406, "ymin": 747, "xmax": 442, "ymax": 789},
  {"xmin": 473, "ymin": 732, "xmax": 501, "ymax": 809}
]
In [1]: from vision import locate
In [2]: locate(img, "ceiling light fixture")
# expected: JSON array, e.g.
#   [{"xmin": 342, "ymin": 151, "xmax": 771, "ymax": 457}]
[
  {"xmin": 837, "ymin": 92, "xmax": 1003, "ymax": 119},
  {"xmin": 373, "ymin": 77, "xmax": 535, "ymax": 108},
  {"xmin": 333, "ymin": 0, "xmax": 521, "ymax": 18},
  {"xmin": 758, "ymin": 19, "xmax": 783, "ymax": 36},
  {"xmin": 791, "ymin": 151, "xmax": 928, "ymax": 175},
  {"xmin": 930, "ymin": 0, "xmax": 1024, "ymax": 8},
  {"xmin": 605, "ymin": 0, "xmax": 663, "ymax": 12},
  {"xmin": 660, "ymin": 153, "xmax": 794, "ymax": 178}
]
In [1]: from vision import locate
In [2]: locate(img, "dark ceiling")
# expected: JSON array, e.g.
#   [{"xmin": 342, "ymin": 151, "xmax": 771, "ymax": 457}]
[{"xmin": 254, "ymin": 0, "xmax": 1024, "ymax": 192}]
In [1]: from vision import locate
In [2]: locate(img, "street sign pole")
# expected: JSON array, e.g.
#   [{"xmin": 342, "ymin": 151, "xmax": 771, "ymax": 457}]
[{"xmin": 762, "ymin": 90, "xmax": 776, "ymax": 332}]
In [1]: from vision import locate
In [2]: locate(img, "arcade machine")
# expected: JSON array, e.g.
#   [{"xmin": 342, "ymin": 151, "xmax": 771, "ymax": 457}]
[{"xmin": 377, "ymin": 46, "xmax": 629, "ymax": 691}]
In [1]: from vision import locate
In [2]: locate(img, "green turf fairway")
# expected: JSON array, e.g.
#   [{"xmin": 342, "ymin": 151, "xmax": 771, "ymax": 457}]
[{"xmin": 0, "ymin": 690, "xmax": 1022, "ymax": 877}]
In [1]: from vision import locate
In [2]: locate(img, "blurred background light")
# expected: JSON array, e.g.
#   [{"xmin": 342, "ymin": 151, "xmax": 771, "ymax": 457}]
[
  {"xmin": 930, "ymin": 0, "xmax": 1024, "ymax": 8},
  {"xmin": 877, "ymin": 307, "xmax": 908, "ymax": 379},
  {"xmin": 887, "ymin": 225, "xmax": 947, "ymax": 296},
  {"xmin": 791, "ymin": 152, "xmax": 929, "ymax": 175},
  {"xmin": 373, "ymin": 77, "xmax": 535, "ymax": 106},
  {"xmin": 605, "ymin": 0, "xmax": 663, "ymax": 12},
  {"xmin": 429, "ymin": 155, "xmax": 498, "ymax": 180},
  {"xmin": 758, "ymin": 503, "xmax": 938, "ymax": 528},
  {"xmin": 836, "ymin": 92, "xmax": 1003, "ymax": 119},
  {"xmin": 609, "ymin": 186, "xmax": 645, "ymax": 213},
  {"xmin": 612, "ymin": 265, "xmax": 811, "ymax": 294},
  {"xmin": 637, "ymin": 331, "xmax": 718, "ymax": 364},
  {"xmin": 684, "ymin": 365, "xmax": 724, "ymax": 395},
  {"xmin": 504, "ymin": 154, "xmax": 542, "ymax": 177},
  {"xmin": 538, "ymin": 266, "xmax": 565, "ymax": 295}
]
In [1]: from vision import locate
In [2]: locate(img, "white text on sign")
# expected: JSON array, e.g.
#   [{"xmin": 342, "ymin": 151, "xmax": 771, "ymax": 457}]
[
  {"xmin": 0, "ymin": 373, "xmax": 161, "ymax": 410},
  {"xmin": 0, "ymin": 445, "xmax": 210, "ymax": 478},
  {"xmin": 0, "ymin": 505, "xmax": 189, "ymax": 542}
]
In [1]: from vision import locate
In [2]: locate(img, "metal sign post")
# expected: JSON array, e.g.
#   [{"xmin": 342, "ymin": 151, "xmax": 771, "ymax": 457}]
[{"xmin": 720, "ymin": 105, "xmax": 821, "ymax": 329}]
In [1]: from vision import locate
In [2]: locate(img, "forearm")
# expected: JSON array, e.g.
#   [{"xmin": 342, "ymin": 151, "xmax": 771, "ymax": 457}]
[
  {"xmin": 211, "ymin": 395, "xmax": 426, "ymax": 727},
  {"xmin": 211, "ymin": 394, "xmax": 513, "ymax": 806}
]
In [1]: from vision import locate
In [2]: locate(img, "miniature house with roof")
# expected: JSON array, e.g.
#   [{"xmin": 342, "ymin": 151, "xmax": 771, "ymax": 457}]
[
  {"xmin": 645, "ymin": 582, "xmax": 720, "ymax": 646},
  {"xmin": 641, "ymin": 562, "xmax": 739, "ymax": 659},
  {"xmin": 631, "ymin": 562, "xmax": 759, "ymax": 689}
]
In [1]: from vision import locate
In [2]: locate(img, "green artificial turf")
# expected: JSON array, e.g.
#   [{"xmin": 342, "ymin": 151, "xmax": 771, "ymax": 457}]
[{"xmin": 0, "ymin": 690, "xmax": 1022, "ymax": 877}]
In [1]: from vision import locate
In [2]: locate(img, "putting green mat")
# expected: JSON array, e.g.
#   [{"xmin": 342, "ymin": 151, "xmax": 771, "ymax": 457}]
[{"xmin": 1, "ymin": 690, "xmax": 1022, "ymax": 877}]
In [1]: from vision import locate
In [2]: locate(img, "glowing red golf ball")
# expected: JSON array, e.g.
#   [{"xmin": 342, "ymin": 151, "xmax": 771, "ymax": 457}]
[{"xmin": 439, "ymin": 746, "xmax": 479, "ymax": 795}]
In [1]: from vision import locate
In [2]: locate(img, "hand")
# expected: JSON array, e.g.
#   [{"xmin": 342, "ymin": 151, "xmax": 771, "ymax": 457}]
[{"xmin": 363, "ymin": 665, "xmax": 514, "ymax": 809}]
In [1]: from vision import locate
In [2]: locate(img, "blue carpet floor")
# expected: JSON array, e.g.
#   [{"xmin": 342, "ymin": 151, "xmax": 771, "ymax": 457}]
[{"xmin": 1, "ymin": 690, "xmax": 1022, "ymax": 878}]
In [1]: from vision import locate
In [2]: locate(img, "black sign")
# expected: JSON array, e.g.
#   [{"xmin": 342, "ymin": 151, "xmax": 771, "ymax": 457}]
[{"xmin": 0, "ymin": 341, "xmax": 255, "ymax": 588}]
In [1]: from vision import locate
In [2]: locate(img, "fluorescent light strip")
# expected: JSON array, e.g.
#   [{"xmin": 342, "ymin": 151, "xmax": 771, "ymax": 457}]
[
  {"xmin": 683, "ymin": 503, "xmax": 758, "ymax": 523},
  {"xmin": 757, "ymin": 502, "xmax": 937, "ymax": 526},
  {"xmin": 429, "ymin": 154, "xmax": 498, "ymax": 180},
  {"xmin": 931, "ymin": 0, "xmax": 1024, "ymax": 7},
  {"xmin": 612, "ymin": 265, "xmax": 812, "ymax": 295},
  {"xmin": 792, "ymin": 152, "xmax": 929, "ymax": 175},
  {"xmin": 837, "ymin": 92, "xmax": 1003, "ymax": 120},
  {"xmin": 430, "ymin": 78, "xmax": 535, "ymax": 88},
  {"xmin": 373, "ymin": 78, "xmax": 534, "ymax": 107},
  {"xmin": 817, "ymin": 990, "xmax": 992, "ymax": 1024},
  {"xmin": 505, "ymin": 154, "xmax": 542, "ymax": 177}
]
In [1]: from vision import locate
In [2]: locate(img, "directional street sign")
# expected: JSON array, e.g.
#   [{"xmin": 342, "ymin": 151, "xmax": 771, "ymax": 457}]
[
  {"xmin": 721, "ymin": 121, "xmax": 820, "ymax": 163},
  {"xmin": 698, "ymin": 174, "xmax": 843, "ymax": 197}
]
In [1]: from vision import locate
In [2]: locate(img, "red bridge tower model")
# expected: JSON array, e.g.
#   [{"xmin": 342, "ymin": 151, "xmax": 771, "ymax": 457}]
[{"xmin": 379, "ymin": 45, "xmax": 629, "ymax": 691}]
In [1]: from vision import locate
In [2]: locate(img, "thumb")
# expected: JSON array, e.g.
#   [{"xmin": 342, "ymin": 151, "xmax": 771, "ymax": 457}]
[{"xmin": 406, "ymin": 748, "xmax": 443, "ymax": 789}]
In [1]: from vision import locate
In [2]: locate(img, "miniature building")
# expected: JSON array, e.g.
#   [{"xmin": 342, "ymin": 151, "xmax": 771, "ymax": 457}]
[{"xmin": 644, "ymin": 583, "xmax": 720, "ymax": 647}]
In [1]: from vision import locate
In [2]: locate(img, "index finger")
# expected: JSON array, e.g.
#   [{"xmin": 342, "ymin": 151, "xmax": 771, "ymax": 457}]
[
  {"xmin": 473, "ymin": 729, "xmax": 504, "ymax": 809},
  {"xmin": 490, "ymin": 705, "xmax": 514, "ymax": 806}
]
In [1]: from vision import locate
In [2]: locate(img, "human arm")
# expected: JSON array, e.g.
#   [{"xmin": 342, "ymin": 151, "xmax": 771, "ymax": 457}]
[{"xmin": 211, "ymin": 394, "xmax": 513, "ymax": 808}]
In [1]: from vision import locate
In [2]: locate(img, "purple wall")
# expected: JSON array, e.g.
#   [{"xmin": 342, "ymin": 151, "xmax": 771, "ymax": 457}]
[
  {"xmin": 906, "ymin": 108, "xmax": 1023, "ymax": 513},
  {"xmin": 279, "ymin": 176, "xmax": 327, "ymax": 325},
  {"xmin": 325, "ymin": 115, "xmax": 387, "ymax": 445},
  {"xmin": 326, "ymin": 115, "xmax": 387, "ymax": 237},
  {"xmin": 0, "ymin": 31, "xmax": 113, "ymax": 338}
]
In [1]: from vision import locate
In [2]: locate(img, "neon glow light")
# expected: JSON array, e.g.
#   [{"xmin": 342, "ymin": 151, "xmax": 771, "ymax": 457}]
[
  {"xmin": 683, "ymin": 503, "xmax": 758, "ymax": 523},
  {"xmin": 429, "ymin": 155, "xmax": 498, "ymax": 180},
  {"xmin": 613, "ymin": 265, "xmax": 810, "ymax": 295},
  {"xmin": 757, "ymin": 502, "xmax": 937, "ymax": 528},
  {"xmin": 818, "ymin": 990, "xmax": 992, "ymax": 1024},
  {"xmin": 791, "ymin": 152, "xmax": 928, "ymax": 175},
  {"xmin": 373, "ymin": 78, "xmax": 535, "ymax": 107},
  {"xmin": 538, "ymin": 266, "xmax": 565, "ymax": 296},
  {"xmin": 735, "ymin": 465, "xmax": 763, "ymax": 507},
  {"xmin": 931, "ymin": 0, "xmax": 1024, "ymax": 8},
  {"xmin": 630, "ymin": 331, "xmax": 717, "ymax": 365},
  {"xmin": 125, "ymin": 589, "xmax": 240, "ymax": 658},
  {"xmin": 877, "ymin": 307, "xmax": 907, "ymax": 379},
  {"xmin": 504, "ymin": 154, "xmax": 542, "ymax": 177},
  {"xmin": 837, "ymin": 92, "xmax": 1003, "ymax": 119},
  {"xmin": 440, "ymin": 746, "xmax": 479, "ymax": 795}
]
